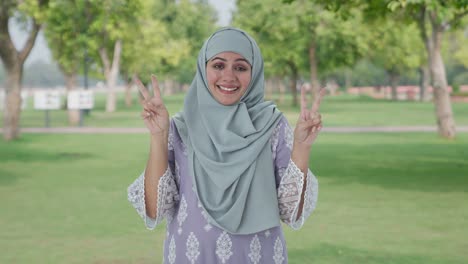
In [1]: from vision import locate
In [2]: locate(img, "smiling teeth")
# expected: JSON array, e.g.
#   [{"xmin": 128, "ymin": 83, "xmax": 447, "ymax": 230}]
[{"xmin": 219, "ymin": 86, "xmax": 238, "ymax": 91}]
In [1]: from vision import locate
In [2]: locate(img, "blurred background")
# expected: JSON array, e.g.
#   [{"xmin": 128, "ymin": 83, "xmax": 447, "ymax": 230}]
[{"xmin": 1, "ymin": 0, "xmax": 467, "ymax": 263}]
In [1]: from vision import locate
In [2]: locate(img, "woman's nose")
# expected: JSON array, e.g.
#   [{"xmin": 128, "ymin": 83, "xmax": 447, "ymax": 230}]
[{"xmin": 221, "ymin": 67, "xmax": 236, "ymax": 81}]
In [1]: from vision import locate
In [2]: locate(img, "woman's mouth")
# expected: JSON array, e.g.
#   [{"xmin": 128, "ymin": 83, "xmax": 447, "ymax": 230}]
[{"xmin": 217, "ymin": 85, "xmax": 239, "ymax": 94}]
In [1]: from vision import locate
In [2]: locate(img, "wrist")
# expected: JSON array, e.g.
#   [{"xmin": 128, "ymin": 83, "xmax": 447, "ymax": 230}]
[
  {"xmin": 293, "ymin": 140, "xmax": 312, "ymax": 153},
  {"xmin": 150, "ymin": 131, "xmax": 169, "ymax": 146}
]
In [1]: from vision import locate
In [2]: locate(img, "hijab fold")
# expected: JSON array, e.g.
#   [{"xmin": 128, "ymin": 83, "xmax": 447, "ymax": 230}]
[{"xmin": 173, "ymin": 27, "xmax": 283, "ymax": 234}]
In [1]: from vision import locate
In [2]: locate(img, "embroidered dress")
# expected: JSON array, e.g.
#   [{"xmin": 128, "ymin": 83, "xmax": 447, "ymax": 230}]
[{"xmin": 128, "ymin": 117, "xmax": 318, "ymax": 264}]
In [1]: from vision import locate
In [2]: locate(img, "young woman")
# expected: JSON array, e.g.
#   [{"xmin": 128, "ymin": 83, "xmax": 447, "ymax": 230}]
[{"xmin": 128, "ymin": 27, "xmax": 324, "ymax": 264}]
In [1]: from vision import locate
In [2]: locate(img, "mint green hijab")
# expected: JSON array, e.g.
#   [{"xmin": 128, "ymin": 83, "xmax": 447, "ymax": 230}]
[{"xmin": 173, "ymin": 27, "xmax": 283, "ymax": 234}]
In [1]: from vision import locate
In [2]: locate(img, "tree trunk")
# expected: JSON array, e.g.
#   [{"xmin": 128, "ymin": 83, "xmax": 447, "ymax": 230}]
[
  {"xmin": 64, "ymin": 72, "xmax": 80, "ymax": 126},
  {"xmin": 287, "ymin": 62, "xmax": 298, "ymax": 107},
  {"xmin": 279, "ymin": 79, "xmax": 286, "ymax": 105},
  {"xmin": 308, "ymin": 40, "xmax": 320, "ymax": 101},
  {"xmin": 164, "ymin": 79, "xmax": 173, "ymax": 96},
  {"xmin": 289, "ymin": 75, "xmax": 297, "ymax": 106},
  {"xmin": 265, "ymin": 78, "xmax": 273, "ymax": 100},
  {"xmin": 0, "ymin": 12, "xmax": 41, "ymax": 140},
  {"xmin": 430, "ymin": 36, "xmax": 456, "ymax": 138},
  {"xmin": 3, "ymin": 65, "xmax": 22, "ymax": 140},
  {"xmin": 389, "ymin": 71, "xmax": 399, "ymax": 101},
  {"xmin": 418, "ymin": 8, "xmax": 456, "ymax": 138},
  {"xmin": 99, "ymin": 40, "xmax": 122, "ymax": 113},
  {"xmin": 428, "ymin": 17, "xmax": 456, "ymax": 138},
  {"xmin": 418, "ymin": 64, "xmax": 430, "ymax": 101},
  {"xmin": 345, "ymin": 68, "xmax": 352, "ymax": 90},
  {"xmin": 125, "ymin": 81, "xmax": 133, "ymax": 107},
  {"xmin": 123, "ymin": 73, "xmax": 133, "ymax": 107}
]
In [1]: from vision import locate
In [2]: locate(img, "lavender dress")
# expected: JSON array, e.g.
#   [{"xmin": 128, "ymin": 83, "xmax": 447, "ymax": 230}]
[{"xmin": 128, "ymin": 117, "xmax": 318, "ymax": 264}]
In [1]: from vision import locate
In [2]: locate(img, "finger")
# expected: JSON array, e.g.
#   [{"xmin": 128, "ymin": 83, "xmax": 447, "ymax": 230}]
[
  {"xmin": 311, "ymin": 88, "xmax": 326, "ymax": 113},
  {"xmin": 298, "ymin": 119, "xmax": 319, "ymax": 129},
  {"xmin": 300, "ymin": 85, "xmax": 308, "ymax": 110},
  {"xmin": 143, "ymin": 101, "xmax": 158, "ymax": 114},
  {"xmin": 151, "ymin": 75, "xmax": 162, "ymax": 101},
  {"xmin": 308, "ymin": 113, "xmax": 321, "ymax": 122},
  {"xmin": 140, "ymin": 111, "xmax": 151, "ymax": 119},
  {"xmin": 134, "ymin": 76, "xmax": 151, "ymax": 100},
  {"xmin": 300, "ymin": 85, "xmax": 308, "ymax": 120}
]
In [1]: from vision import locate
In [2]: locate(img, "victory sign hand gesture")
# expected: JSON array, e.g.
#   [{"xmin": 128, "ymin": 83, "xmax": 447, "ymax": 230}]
[
  {"xmin": 136, "ymin": 75, "xmax": 169, "ymax": 136},
  {"xmin": 294, "ymin": 86, "xmax": 325, "ymax": 148}
]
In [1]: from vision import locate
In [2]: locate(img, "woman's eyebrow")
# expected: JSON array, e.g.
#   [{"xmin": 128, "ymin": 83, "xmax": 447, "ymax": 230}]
[
  {"xmin": 210, "ymin": 57, "xmax": 227, "ymax": 62},
  {"xmin": 210, "ymin": 57, "xmax": 249, "ymax": 63},
  {"xmin": 235, "ymin": 58, "xmax": 249, "ymax": 63}
]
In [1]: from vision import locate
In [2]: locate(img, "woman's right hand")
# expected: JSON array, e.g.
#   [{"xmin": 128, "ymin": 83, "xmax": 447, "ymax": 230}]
[{"xmin": 135, "ymin": 75, "xmax": 169, "ymax": 136}]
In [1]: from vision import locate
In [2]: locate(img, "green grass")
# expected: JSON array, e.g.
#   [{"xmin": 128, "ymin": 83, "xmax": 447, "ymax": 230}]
[
  {"xmin": 1, "ymin": 133, "xmax": 467, "ymax": 263},
  {"xmin": 3, "ymin": 92, "xmax": 468, "ymax": 128}
]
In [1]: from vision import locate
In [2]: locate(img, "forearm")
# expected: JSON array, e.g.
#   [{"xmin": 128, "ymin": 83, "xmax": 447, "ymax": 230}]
[
  {"xmin": 144, "ymin": 132, "xmax": 169, "ymax": 219},
  {"xmin": 291, "ymin": 141, "xmax": 311, "ymax": 220}
]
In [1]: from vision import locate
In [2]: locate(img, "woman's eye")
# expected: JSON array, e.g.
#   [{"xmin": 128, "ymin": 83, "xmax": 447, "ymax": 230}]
[
  {"xmin": 213, "ymin": 64, "xmax": 224, "ymax": 70},
  {"xmin": 235, "ymin": 66, "xmax": 248, "ymax": 72}
]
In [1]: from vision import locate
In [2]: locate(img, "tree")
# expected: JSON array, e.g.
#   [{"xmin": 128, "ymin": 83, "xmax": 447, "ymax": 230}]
[
  {"xmin": 235, "ymin": 0, "xmax": 313, "ymax": 106},
  {"xmin": 119, "ymin": 0, "xmax": 193, "ymax": 102},
  {"xmin": 302, "ymin": 0, "xmax": 467, "ymax": 138},
  {"xmin": 236, "ymin": 0, "xmax": 366, "ymax": 103},
  {"xmin": 367, "ymin": 19, "xmax": 423, "ymax": 100},
  {"xmin": 0, "ymin": 0, "xmax": 49, "ymax": 140},
  {"xmin": 391, "ymin": 0, "xmax": 467, "ymax": 138},
  {"xmin": 155, "ymin": 0, "xmax": 217, "ymax": 86},
  {"xmin": 85, "ymin": 0, "xmax": 142, "ymax": 113},
  {"xmin": 44, "ymin": 0, "xmax": 89, "ymax": 125}
]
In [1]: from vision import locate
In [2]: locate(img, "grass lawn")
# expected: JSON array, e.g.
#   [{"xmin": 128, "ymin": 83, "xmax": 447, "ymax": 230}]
[
  {"xmin": 4, "ymin": 91, "xmax": 468, "ymax": 128},
  {"xmin": 1, "ymin": 132, "xmax": 467, "ymax": 263}
]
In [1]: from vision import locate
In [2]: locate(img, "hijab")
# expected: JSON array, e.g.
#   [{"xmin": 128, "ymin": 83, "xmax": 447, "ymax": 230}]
[{"xmin": 173, "ymin": 27, "xmax": 283, "ymax": 234}]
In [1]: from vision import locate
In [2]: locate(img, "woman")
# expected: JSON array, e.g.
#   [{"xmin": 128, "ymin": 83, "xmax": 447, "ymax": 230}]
[{"xmin": 128, "ymin": 27, "xmax": 324, "ymax": 264}]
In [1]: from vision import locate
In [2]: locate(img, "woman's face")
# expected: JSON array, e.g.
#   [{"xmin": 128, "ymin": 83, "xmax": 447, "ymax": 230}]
[{"xmin": 206, "ymin": 52, "xmax": 252, "ymax": 106}]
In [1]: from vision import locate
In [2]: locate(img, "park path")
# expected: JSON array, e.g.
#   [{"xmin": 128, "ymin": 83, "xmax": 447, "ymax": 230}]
[{"xmin": 1, "ymin": 126, "xmax": 468, "ymax": 134}]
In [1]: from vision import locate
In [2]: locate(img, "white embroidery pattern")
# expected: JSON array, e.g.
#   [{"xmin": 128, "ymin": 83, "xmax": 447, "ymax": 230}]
[
  {"xmin": 273, "ymin": 236, "xmax": 285, "ymax": 264},
  {"xmin": 290, "ymin": 169, "xmax": 319, "ymax": 230},
  {"xmin": 181, "ymin": 139, "xmax": 188, "ymax": 156},
  {"xmin": 168, "ymin": 126, "xmax": 174, "ymax": 151},
  {"xmin": 127, "ymin": 167, "xmax": 180, "ymax": 230},
  {"xmin": 198, "ymin": 202, "xmax": 213, "ymax": 232},
  {"xmin": 216, "ymin": 231, "xmax": 233, "ymax": 263},
  {"xmin": 277, "ymin": 160, "xmax": 303, "ymax": 224},
  {"xmin": 284, "ymin": 123, "xmax": 293, "ymax": 151},
  {"xmin": 264, "ymin": 230, "xmax": 271, "ymax": 238},
  {"xmin": 175, "ymin": 161, "xmax": 181, "ymax": 187},
  {"xmin": 177, "ymin": 195, "xmax": 188, "ymax": 235},
  {"xmin": 186, "ymin": 232, "xmax": 200, "ymax": 264},
  {"xmin": 270, "ymin": 121, "xmax": 282, "ymax": 161},
  {"xmin": 168, "ymin": 235, "xmax": 176, "ymax": 264},
  {"xmin": 156, "ymin": 168, "xmax": 179, "ymax": 226},
  {"xmin": 127, "ymin": 173, "xmax": 146, "ymax": 220},
  {"xmin": 248, "ymin": 234, "xmax": 261, "ymax": 264}
]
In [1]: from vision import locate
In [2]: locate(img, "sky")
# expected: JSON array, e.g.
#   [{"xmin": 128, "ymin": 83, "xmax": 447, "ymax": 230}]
[{"xmin": 10, "ymin": 0, "xmax": 235, "ymax": 66}]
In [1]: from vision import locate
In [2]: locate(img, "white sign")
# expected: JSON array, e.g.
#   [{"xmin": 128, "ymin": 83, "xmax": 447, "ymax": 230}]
[
  {"xmin": 21, "ymin": 91, "xmax": 28, "ymax": 109},
  {"xmin": 67, "ymin": 90, "xmax": 94, "ymax": 109},
  {"xmin": 0, "ymin": 90, "xmax": 28, "ymax": 110},
  {"xmin": 34, "ymin": 90, "xmax": 61, "ymax": 110}
]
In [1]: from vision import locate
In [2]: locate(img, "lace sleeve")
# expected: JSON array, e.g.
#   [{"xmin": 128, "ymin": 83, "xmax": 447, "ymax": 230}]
[
  {"xmin": 127, "ymin": 121, "xmax": 180, "ymax": 230},
  {"xmin": 127, "ymin": 168, "xmax": 179, "ymax": 229},
  {"xmin": 277, "ymin": 160, "xmax": 318, "ymax": 229},
  {"xmin": 272, "ymin": 117, "xmax": 319, "ymax": 230}
]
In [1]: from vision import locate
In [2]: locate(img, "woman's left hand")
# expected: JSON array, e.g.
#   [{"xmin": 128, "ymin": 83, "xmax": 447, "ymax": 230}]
[{"xmin": 294, "ymin": 85, "xmax": 326, "ymax": 148}]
